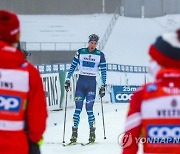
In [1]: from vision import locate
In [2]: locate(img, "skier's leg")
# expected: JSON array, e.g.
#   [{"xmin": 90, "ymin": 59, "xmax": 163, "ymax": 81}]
[
  {"xmin": 85, "ymin": 79, "xmax": 96, "ymax": 142},
  {"xmin": 85, "ymin": 96, "xmax": 95, "ymax": 128},
  {"xmin": 86, "ymin": 94, "xmax": 96, "ymax": 142},
  {"xmin": 70, "ymin": 79, "xmax": 85, "ymax": 142},
  {"xmin": 70, "ymin": 93, "xmax": 84, "ymax": 142},
  {"xmin": 73, "ymin": 92, "xmax": 84, "ymax": 128}
]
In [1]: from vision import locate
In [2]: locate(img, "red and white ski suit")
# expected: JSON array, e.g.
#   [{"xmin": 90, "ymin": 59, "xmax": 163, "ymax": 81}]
[
  {"xmin": 122, "ymin": 69, "xmax": 180, "ymax": 154},
  {"xmin": 0, "ymin": 41, "xmax": 48, "ymax": 154}
]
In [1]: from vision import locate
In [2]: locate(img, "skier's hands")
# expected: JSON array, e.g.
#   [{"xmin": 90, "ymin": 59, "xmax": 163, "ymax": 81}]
[
  {"xmin": 64, "ymin": 80, "xmax": 70, "ymax": 92},
  {"xmin": 99, "ymin": 85, "xmax": 105, "ymax": 98}
]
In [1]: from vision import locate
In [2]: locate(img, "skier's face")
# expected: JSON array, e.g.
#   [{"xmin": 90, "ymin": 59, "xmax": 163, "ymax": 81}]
[
  {"xmin": 88, "ymin": 41, "xmax": 97, "ymax": 52},
  {"xmin": 148, "ymin": 58, "xmax": 162, "ymax": 78}
]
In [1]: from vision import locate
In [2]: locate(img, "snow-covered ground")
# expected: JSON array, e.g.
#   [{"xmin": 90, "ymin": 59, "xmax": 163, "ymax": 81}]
[
  {"xmin": 42, "ymin": 103, "xmax": 129, "ymax": 154},
  {"xmin": 19, "ymin": 14, "xmax": 180, "ymax": 154}
]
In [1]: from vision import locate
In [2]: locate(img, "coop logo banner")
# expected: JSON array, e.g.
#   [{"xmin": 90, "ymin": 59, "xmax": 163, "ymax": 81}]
[
  {"xmin": 148, "ymin": 125, "xmax": 180, "ymax": 143},
  {"xmin": 112, "ymin": 86, "xmax": 140, "ymax": 103},
  {"xmin": 0, "ymin": 95, "xmax": 21, "ymax": 112}
]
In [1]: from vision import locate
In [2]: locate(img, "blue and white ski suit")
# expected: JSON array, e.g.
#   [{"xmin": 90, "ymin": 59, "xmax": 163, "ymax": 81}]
[{"xmin": 66, "ymin": 48, "xmax": 107, "ymax": 128}]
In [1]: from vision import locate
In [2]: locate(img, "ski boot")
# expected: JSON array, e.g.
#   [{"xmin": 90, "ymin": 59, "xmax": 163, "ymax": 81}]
[
  {"xmin": 88, "ymin": 127, "xmax": 96, "ymax": 143},
  {"xmin": 70, "ymin": 127, "xmax": 78, "ymax": 143}
]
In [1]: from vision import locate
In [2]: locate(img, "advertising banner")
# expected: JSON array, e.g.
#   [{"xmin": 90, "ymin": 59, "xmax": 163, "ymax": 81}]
[
  {"xmin": 111, "ymin": 85, "xmax": 140, "ymax": 103},
  {"xmin": 36, "ymin": 63, "xmax": 148, "ymax": 109},
  {"xmin": 41, "ymin": 72, "xmax": 66, "ymax": 110}
]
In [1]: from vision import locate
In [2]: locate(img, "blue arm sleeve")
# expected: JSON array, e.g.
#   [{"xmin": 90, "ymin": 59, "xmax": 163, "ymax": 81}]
[
  {"xmin": 66, "ymin": 50, "xmax": 80, "ymax": 80},
  {"xmin": 99, "ymin": 52, "xmax": 107, "ymax": 86}
]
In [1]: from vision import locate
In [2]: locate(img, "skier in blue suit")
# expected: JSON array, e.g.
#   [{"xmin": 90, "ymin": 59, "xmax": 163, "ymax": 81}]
[{"xmin": 65, "ymin": 34, "xmax": 107, "ymax": 143}]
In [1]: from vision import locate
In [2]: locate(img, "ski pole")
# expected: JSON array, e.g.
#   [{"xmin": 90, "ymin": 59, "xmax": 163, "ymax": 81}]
[
  {"xmin": 100, "ymin": 97, "xmax": 106, "ymax": 139},
  {"xmin": 62, "ymin": 91, "xmax": 68, "ymax": 143}
]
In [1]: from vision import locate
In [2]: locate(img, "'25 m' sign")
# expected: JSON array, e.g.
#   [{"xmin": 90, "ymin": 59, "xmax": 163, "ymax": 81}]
[{"xmin": 112, "ymin": 86, "xmax": 140, "ymax": 103}]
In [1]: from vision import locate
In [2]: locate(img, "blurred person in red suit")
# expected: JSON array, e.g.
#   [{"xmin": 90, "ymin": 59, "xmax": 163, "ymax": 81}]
[
  {"xmin": 0, "ymin": 10, "xmax": 48, "ymax": 154},
  {"xmin": 122, "ymin": 29, "xmax": 180, "ymax": 154}
]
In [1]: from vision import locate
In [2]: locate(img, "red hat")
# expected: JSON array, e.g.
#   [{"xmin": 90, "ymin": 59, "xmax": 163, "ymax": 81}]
[
  {"xmin": 0, "ymin": 10, "xmax": 20, "ymax": 44},
  {"xmin": 149, "ymin": 29, "xmax": 180, "ymax": 68}
]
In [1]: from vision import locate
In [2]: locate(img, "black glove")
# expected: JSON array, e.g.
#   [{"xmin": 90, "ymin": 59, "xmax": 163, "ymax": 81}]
[
  {"xmin": 64, "ymin": 80, "xmax": 70, "ymax": 92},
  {"xmin": 99, "ymin": 86, "xmax": 105, "ymax": 98},
  {"xmin": 28, "ymin": 139, "xmax": 40, "ymax": 154}
]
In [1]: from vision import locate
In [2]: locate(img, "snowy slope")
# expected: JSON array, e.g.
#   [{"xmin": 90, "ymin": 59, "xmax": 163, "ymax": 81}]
[
  {"xmin": 104, "ymin": 16, "xmax": 164, "ymax": 66},
  {"xmin": 19, "ymin": 14, "xmax": 113, "ymax": 43},
  {"xmin": 19, "ymin": 14, "xmax": 180, "ymax": 66},
  {"xmin": 104, "ymin": 15, "xmax": 180, "ymax": 66}
]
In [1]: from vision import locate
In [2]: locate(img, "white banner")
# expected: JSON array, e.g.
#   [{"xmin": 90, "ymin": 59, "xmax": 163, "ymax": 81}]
[{"xmin": 41, "ymin": 73, "xmax": 61, "ymax": 110}]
